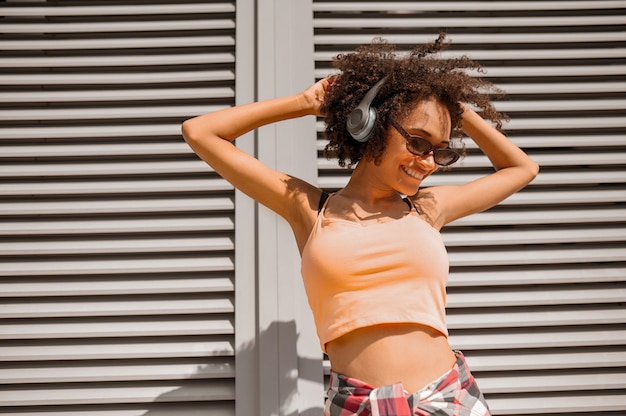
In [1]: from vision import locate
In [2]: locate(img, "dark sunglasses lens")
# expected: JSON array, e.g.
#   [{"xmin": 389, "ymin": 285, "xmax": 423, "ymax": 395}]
[
  {"xmin": 406, "ymin": 137, "xmax": 433, "ymax": 156},
  {"xmin": 434, "ymin": 149, "xmax": 460, "ymax": 166}
]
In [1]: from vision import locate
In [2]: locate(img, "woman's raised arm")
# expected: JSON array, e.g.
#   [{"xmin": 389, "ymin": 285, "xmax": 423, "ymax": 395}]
[
  {"xmin": 425, "ymin": 104, "xmax": 539, "ymax": 227},
  {"xmin": 181, "ymin": 78, "xmax": 331, "ymax": 222}
]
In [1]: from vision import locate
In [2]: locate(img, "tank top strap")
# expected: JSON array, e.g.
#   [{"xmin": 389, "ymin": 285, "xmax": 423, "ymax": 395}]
[
  {"xmin": 318, "ymin": 191, "xmax": 331, "ymax": 214},
  {"xmin": 402, "ymin": 197, "xmax": 421, "ymax": 215}
]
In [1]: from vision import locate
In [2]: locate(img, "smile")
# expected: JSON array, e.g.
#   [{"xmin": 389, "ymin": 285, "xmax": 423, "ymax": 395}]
[{"xmin": 401, "ymin": 165, "xmax": 425, "ymax": 181}]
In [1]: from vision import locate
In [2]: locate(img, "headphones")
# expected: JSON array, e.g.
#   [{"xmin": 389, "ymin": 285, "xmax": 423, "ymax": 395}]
[{"xmin": 346, "ymin": 76, "xmax": 388, "ymax": 142}]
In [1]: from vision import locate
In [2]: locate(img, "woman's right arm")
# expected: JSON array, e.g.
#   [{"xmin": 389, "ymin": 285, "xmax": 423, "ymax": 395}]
[{"xmin": 181, "ymin": 78, "xmax": 330, "ymax": 223}]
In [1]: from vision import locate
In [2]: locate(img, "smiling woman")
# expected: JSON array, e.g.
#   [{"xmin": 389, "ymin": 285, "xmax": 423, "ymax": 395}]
[{"xmin": 181, "ymin": 33, "xmax": 539, "ymax": 415}]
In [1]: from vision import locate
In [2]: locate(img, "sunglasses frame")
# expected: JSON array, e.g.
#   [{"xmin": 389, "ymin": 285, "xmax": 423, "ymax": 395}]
[{"xmin": 390, "ymin": 119, "xmax": 460, "ymax": 167}]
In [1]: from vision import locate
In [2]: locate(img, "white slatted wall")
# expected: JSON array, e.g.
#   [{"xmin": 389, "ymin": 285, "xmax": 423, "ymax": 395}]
[
  {"xmin": 0, "ymin": 2, "xmax": 237, "ymax": 415},
  {"xmin": 313, "ymin": 1, "xmax": 626, "ymax": 415}
]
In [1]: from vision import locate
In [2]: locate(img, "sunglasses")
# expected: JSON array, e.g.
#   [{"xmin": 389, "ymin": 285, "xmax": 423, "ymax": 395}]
[{"xmin": 390, "ymin": 119, "xmax": 460, "ymax": 167}]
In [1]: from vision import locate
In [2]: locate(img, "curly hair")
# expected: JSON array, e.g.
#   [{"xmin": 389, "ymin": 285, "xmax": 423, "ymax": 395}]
[{"xmin": 320, "ymin": 33, "xmax": 506, "ymax": 167}]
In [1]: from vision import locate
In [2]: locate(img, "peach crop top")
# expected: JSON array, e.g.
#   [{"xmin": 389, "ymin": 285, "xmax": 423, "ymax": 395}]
[{"xmin": 301, "ymin": 193, "xmax": 449, "ymax": 353}]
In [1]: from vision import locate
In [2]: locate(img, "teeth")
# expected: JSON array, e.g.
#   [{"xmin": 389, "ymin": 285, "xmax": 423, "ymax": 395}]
[{"xmin": 402, "ymin": 165, "xmax": 424, "ymax": 180}]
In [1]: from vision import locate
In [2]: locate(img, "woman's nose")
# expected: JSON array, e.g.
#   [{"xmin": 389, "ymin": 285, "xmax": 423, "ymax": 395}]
[{"xmin": 415, "ymin": 151, "xmax": 437, "ymax": 170}]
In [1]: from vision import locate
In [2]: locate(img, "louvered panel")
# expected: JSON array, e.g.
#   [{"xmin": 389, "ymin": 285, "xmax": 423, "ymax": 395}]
[
  {"xmin": 314, "ymin": 1, "xmax": 626, "ymax": 415},
  {"xmin": 0, "ymin": 1, "xmax": 237, "ymax": 414}
]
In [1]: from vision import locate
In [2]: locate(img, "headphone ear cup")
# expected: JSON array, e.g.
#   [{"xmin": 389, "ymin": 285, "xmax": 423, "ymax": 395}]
[
  {"xmin": 347, "ymin": 106, "xmax": 377, "ymax": 142},
  {"xmin": 346, "ymin": 76, "xmax": 388, "ymax": 143}
]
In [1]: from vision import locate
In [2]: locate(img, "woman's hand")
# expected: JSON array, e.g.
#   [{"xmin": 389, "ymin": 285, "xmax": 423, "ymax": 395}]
[{"xmin": 300, "ymin": 76, "xmax": 335, "ymax": 116}]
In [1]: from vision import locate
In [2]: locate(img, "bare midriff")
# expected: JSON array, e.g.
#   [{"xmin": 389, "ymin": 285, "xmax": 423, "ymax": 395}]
[{"xmin": 325, "ymin": 322, "xmax": 457, "ymax": 394}]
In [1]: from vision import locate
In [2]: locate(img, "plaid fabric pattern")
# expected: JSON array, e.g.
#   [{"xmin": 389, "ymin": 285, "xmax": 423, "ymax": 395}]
[{"xmin": 325, "ymin": 351, "xmax": 490, "ymax": 416}]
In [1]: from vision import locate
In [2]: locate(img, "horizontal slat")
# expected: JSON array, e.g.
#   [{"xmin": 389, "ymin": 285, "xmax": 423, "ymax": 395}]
[
  {"xmin": 495, "ymin": 99, "xmax": 626, "ymax": 112},
  {"xmin": 443, "ymin": 226, "xmax": 626, "ymax": 246},
  {"xmin": 0, "ymin": 124, "xmax": 183, "ymax": 139},
  {"xmin": 319, "ymin": 170, "xmax": 626, "ymax": 189},
  {"xmin": 1, "ymin": 20, "xmax": 235, "ymax": 33},
  {"xmin": 0, "ymin": 256, "xmax": 234, "ymax": 277},
  {"xmin": 449, "ymin": 207, "xmax": 626, "ymax": 227},
  {"xmin": 0, "ymin": 380, "xmax": 235, "ymax": 406},
  {"xmin": 0, "ymin": 319, "xmax": 234, "ymax": 339},
  {"xmin": 314, "ymin": 31, "xmax": 626, "ymax": 45},
  {"xmin": 0, "ymin": 70, "xmax": 234, "ymax": 85},
  {"xmin": 466, "ymin": 153, "xmax": 626, "ymax": 168},
  {"xmin": 0, "ymin": 176, "xmax": 228, "ymax": 196},
  {"xmin": 0, "ymin": 276, "xmax": 233, "ymax": 297},
  {"xmin": 312, "ymin": 1, "xmax": 626, "ymax": 12},
  {"xmin": 318, "ymin": 133, "xmax": 626, "ymax": 149},
  {"xmin": 450, "ymin": 328, "xmax": 626, "ymax": 350},
  {"xmin": 1, "ymin": 142, "xmax": 190, "ymax": 158},
  {"xmin": 315, "ymin": 187, "xmax": 626, "ymax": 207},
  {"xmin": 0, "ymin": 105, "xmax": 223, "ymax": 121},
  {"xmin": 1, "ymin": 4, "xmax": 235, "ymax": 16},
  {"xmin": 466, "ymin": 350, "xmax": 626, "ymax": 372},
  {"xmin": 0, "ymin": 405, "xmax": 234, "ymax": 416},
  {"xmin": 448, "ymin": 287, "xmax": 626, "ymax": 308},
  {"xmin": 425, "ymin": 170, "xmax": 626, "ymax": 187},
  {"xmin": 498, "ymin": 135, "xmax": 626, "ymax": 149},
  {"xmin": 320, "ymin": 151, "xmax": 625, "ymax": 169},
  {"xmin": 1, "ymin": 236, "xmax": 234, "ymax": 255},
  {"xmin": 0, "ymin": 87, "xmax": 234, "ymax": 103},
  {"xmin": 0, "ymin": 36, "xmax": 235, "ymax": 50},
  {"xmin": 0, "ymin": 360, "xmax": 235, "ymax": 384},
  {"xmin": 478, "ymin": 372, "xmax": 626, "ymax": 394},
  {"xmin": 0, "ymin": 216, "xmax": 234, "ymax": 236},
  {"xmin": 314, "ymin": 16, "xmax": 626, "ymax": 28},
  {"xmin": 316, "ymin": 64, "xmax": 626, "ymax": 79},
  {"xmin": 449, "ymin": 265, "xmax": 626, "ymax": 286},
  {"xmin": 487, "ymin": 393, "xmax": 626, "ymax": 415},
  {"xmin": 500, "ymin": 81, "xmax": 626, "ymax": 94},
  {"xmin": 316, "ymin": 47, "xmax": 626, "ymax": 61},
  {"xmin": 502, "ymin": 189, "xmax": 626, "ymax": 205},
  {"xmin": 0, "ymin": 53, "xmax": 235, "ymax": 68},
  {"xmin": 1, "ymin": 298, "xmax": 234, "ymax": 318},
  {"xmin": 447, "ymin": 308, "xmax": 626, "ymax": 329},
  {"xmin": 0, "ymin": 196, "xmax": 234, "ymax": 216},
  {"xmin": 0, "ymin": 339, "xmax": 234, "ymax": 361},
  {"xmin": 449, "ymin": 246, "xmax": 626, "ymax": 266}
]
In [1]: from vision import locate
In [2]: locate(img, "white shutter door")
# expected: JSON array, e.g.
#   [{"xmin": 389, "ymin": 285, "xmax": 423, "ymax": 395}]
[
  {"xmin": 0, "ymin": 2, "xmax": 237, "ymax": 415},
  {"xmin": 313, "ymin": 1, "xmax": 626, "ymax": 415}
]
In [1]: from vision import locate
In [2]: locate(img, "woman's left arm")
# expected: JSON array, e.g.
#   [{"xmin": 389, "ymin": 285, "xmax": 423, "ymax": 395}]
[{"xmin": 426, "ymin": 104, "xmax": 540, "ymax": 227}]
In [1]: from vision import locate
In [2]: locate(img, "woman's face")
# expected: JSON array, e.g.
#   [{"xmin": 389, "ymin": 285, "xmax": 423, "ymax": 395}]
[{"xmin": 376, "ymin": 98, "xmax": 452, "ymax": 196}]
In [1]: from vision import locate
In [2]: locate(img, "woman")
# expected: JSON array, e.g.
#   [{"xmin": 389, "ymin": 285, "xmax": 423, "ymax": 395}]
[{"xmin": 182, "ymin": 34, "xmax": 539, "ymax": 416}]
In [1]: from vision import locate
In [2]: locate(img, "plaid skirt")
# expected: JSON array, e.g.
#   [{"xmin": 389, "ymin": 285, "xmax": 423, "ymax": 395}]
[{"xmin": 325, "ymin": 351, "xmax": 490, "ymax": 416}]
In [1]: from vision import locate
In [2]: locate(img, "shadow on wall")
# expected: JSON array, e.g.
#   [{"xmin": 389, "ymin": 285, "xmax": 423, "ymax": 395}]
[{"xmin": 142, "ymin": 320, "xmax": 325, "ymax": 416}]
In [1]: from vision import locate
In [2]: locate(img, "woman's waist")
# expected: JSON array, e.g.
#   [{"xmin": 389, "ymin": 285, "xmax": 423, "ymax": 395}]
[{"xmin": 326, "ymin": 323, "xmax": 456, "ymax": 393}]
